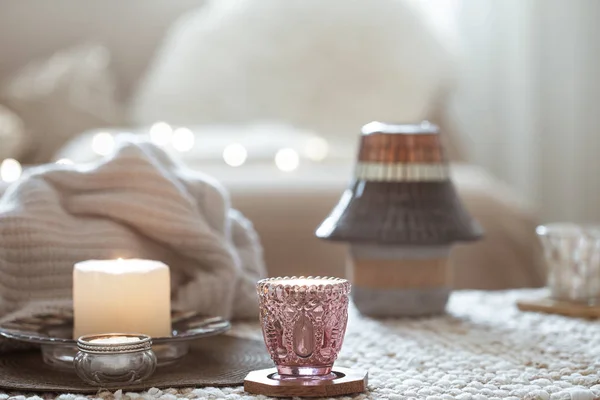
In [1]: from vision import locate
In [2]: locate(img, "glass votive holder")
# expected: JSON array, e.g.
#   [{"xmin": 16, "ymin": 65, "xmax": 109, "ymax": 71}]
[
  {"xmin": 257, "ymin": 276, "xmax": 350, "ymax": 379},
  {"xmin": 74, "ymin": 333, "xmax": 157, "ymax": 387},
  {"xmin": 537, "ymin": 223, "xmax": 600, "ymax": 304}
]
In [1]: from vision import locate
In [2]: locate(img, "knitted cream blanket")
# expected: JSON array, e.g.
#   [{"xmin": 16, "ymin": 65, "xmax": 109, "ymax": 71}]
[
  {"xmin": 1, "ymin": 290, "xmax": 599, "ymax": 400},
  {"xmin": 0, "ymin": 141, "xmax": 266, "ymax": 334}
]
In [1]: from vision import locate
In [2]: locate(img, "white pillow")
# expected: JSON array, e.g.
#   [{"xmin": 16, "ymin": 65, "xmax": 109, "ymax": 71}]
[
  {"xmin": 132, "ymin": 0, "xmax": 456, "ymax": 139},
  {"xmin": 1, "ymin": 44, "xmax": 124, "ymax": 164},
  {"xmin": 0, "ymin": 104, "xmax": 27, "ymax": 161}
]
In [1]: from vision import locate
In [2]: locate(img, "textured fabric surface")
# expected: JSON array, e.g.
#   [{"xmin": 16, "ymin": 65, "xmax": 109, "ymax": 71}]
[
  {"xmin": 0, "ymin": 336, "xmax": 271, "ymax": 393},
  {"xmin": 0, "ymin": 141, "xmax": 266, "ymax": 342},
  {"xmin": 2, "ymin": 290, "xmax": 600, "ymax": 399}
]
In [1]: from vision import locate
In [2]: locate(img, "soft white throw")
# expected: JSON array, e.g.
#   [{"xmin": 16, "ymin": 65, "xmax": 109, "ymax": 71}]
[{"xmin": 0, "ymin": 141, "xmax": 266, "ymax": 332}]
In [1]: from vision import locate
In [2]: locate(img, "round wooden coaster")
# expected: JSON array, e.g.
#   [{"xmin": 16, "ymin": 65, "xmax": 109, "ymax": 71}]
[
  {"xmin": 517, "ymin": 296, "xmax": 600, "ymax": 319},
  {"xmin": 244, "ymin": 367, "xmax": 368, "ymax": 398}
]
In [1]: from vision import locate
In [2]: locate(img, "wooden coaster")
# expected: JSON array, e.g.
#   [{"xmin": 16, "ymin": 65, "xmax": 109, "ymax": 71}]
[
  {"xmin": 517, "ymin": 297, "xmax": 600, "ymax": 319},
  {"xmin": 244, "ymin": 367, "xmax": 368, "ymax": 398}
]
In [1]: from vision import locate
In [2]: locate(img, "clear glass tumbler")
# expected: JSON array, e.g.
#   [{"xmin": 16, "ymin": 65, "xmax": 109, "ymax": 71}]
[{"xmin": 537, "ymin": 223, "xmax": 600, "ymax": 304}]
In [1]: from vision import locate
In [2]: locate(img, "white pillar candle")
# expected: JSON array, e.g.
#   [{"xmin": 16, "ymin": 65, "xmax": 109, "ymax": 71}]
[{"xmin": 73, "ymin": 259, "xmax": 171, "ymax": 339}]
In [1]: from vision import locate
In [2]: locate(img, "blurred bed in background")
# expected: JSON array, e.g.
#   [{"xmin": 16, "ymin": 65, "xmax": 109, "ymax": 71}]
[{"xmin": 0, "ymin": 0, "xmax": 546, "ymax": 289}]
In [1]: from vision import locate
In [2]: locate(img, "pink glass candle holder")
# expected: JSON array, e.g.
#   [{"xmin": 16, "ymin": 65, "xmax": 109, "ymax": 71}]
[{"xmin": 257, "ymin": 276, "xmax": 350, "ymax": 378}]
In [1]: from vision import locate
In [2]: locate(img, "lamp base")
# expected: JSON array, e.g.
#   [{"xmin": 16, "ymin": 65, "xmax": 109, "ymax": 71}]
[
  {"xmin": 244, "ymin": 367, "xmax": 368, "ymax": 398},
  {"xmin": 349, "ymin": 246, "xmax": 452, "ymax": 317}
]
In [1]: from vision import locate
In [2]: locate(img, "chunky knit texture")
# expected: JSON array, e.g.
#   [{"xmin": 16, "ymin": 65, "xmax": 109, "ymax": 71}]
[
  {"xmin": 0, "ymin": 141, "xmax": 266, "ymax": 332},
  {"xmin": 2, "ymin": 290, "xmax": 600, "ymax": 399}
]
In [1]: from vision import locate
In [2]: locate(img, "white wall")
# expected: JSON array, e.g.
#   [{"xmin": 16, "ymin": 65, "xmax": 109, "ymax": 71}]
[
  {"xmin": 0, "ymin": 0, "xmax": 202, "ymax": 100},
  {"xmin": 451, "ymin": 0, "xmax": 600, "ymax": 222}
]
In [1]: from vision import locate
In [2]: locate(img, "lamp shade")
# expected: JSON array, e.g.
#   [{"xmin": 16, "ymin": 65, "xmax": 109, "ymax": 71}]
[{"xmin": 316, "ymin": 121, "xmax": 482, "ymax": 246}]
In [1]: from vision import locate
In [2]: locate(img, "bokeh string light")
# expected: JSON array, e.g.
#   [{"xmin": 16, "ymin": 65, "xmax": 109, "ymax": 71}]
[
  {"xmin": 149, "ymin": 122, "xmax": 173, "ymax": 147},
  {"xmin": 275, "ymin": 148, "xmax": 300, "ymax": 172},
  {"xmin": 172, "ymin": 127, "xmax": 195, "ymax": 152},
  {"xmin": 0, "ymin": 158, "xmax": 22, "ymax": 183},
  {"xmin": 85, "ymin": 124, "xmax": 331, "ymax": 172},
  {"xmin": 223, "ymin": 143, "xmax": 248, "ymax": 167},
  {"xmin": 303, "ymin": 136, "xmax": 329, "ymax": 162},
  {"xmin": 91, "ymin": 132, "xmax": 115, "ymax": 156}
]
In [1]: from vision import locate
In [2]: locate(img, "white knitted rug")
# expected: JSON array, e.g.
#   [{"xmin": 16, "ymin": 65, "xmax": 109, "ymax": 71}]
[{"xmin": 2, "ymin": 289, "xmax": 599, "ymax": 400}]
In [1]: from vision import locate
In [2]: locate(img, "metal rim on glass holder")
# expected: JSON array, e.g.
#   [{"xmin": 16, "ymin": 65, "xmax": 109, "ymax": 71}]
[
  {"xmin": 77, "ymin": 333, "xmax": 153, "ymax": 354},
  {"xmin": 257, "ymin": 276, "xmax": 350, "ymax": 296}
]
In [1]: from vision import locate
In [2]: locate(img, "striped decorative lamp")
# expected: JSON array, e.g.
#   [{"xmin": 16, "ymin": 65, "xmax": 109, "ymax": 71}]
[{"xmin": 316, "ymin": 121, "xmax": 482, "ymax": 317}]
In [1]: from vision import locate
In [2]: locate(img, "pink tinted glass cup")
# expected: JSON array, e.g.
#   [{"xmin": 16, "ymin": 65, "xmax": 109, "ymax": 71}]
[{"xmin": 257, "ymin": 276, "xmax": 350, "ymax": 377}]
